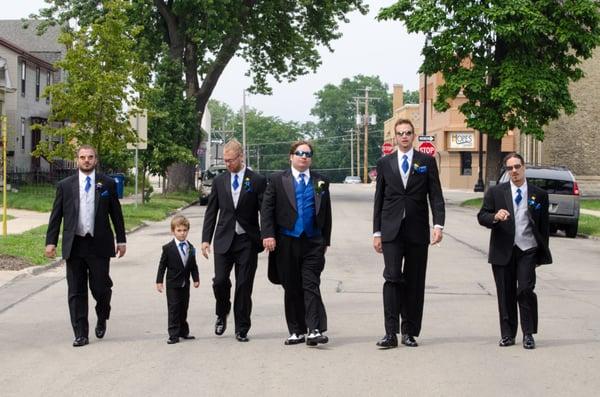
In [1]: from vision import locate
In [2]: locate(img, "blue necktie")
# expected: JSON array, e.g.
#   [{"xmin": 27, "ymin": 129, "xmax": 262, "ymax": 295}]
[
  {"xmin": 515, "ymin": 188, "xmax": 522, "ymax": 206},
  {"xmin": 299, "ymin": 173, "xmax": 306, "ymax": 187},
  {"xmin": 402, "ymin": 155, "xmax": 409, "ymax": 174},
  {"xmin": 232, "ymin": 174, "xmax": 239, "ymax": 190},
  {"xmin": 84, "ymin": 176, "xmax": 91, "ymax": 193},
  {"xmin": 179, "ymin": 242, "xmax": 186, "ymax": 256}
]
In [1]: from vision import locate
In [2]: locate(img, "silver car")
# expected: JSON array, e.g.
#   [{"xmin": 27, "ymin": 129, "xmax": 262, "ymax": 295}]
[
  {"xmin": 499, "ymin": 165, "xmax": 580, "ymax": 238},
  {"xmin": 343, "ymin": 176, "xmax": 361, "ymax": 184},
  {"xmin": 199, "ymin": 164, "xmax": 227, "ymax": 205}
]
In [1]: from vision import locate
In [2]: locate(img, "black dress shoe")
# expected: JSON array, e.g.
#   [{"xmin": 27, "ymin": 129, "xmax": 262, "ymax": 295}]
[
  {"xmin": 401, "ymin": 334, "xmax": 418, "ymax": 347},
  {"xmin": 167, "ymin": 337, "xmax": 179, "ymax": 344},
  {"xmin": 499, "ymin": 336, "xmax": 516, "ymax": 347},
  {"xmin": 306, "ymin": 330, "xmax": 328, "ymax": 346},
  {"xmin": 95, "ymin": 319, "xmax": 107, "ymax": 339},
  {"xmin": 180, "ymin": 335, "xmax": 195, "ymax": 340},
  {"xmin": 284, "ymin": 333, "xmax": 305, "ymax": 345},
  {"xmin": 215, "ymin": 316, "xmax": 227, "ymax": 336},
  {"xmin": 236, "ymin": 332, "xmax": 249, "ymax": 342},
  {"xmin": 523, "ymin": 334, "xmax": 535, "ymax": 350},
  {"xmin": 73, "ymin": 337, "xmax": 89, "ymax": 347},
  {"xmin": 376, "ymin": 334, "xmax": 398, "ymax": 349}
]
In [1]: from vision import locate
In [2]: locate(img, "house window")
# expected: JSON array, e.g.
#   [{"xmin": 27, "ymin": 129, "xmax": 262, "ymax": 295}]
[
  {"xmin": 46, "ymin": 71, "xmax": 51, "ymax": 104},
  {"xmin": 21, "ymin": 118, "xmax": 26, "ymax": 151},
  {"xmin": 460, "ymin": 151, "xmax": 472, "ymax": 176},
  {"xmin": 35, "ymin": 67, "xmax": 41, "ymax": 101},
  {"xmin": 20, "ymin": 61, "xmax": 26, "ymax": 96}
]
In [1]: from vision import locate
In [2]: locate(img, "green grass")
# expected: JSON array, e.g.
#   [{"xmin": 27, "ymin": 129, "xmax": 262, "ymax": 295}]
[
  {"xmin": 579, "ymin": 214, "xmax": 600, "ymax": 237},
  {"xmin": 461, "ymin": 198, "xmax": 483, "ymax": 208},
  {"xmin": 1, "ymin": 214, "xmax": 15, "ymax": 221},
  {"xmin": 0, "ymin": 225, "xmax": 61, "ymax": 265},
  {"xmin": 0, "ymin": 191, "xmax": 197, "ymax": 267},
  {"xmin": 580, "ymin": 199, "xmax": 600, "ymax": 211},
  {"xmin": 1, "ymin": 184, "xmax": 56, "ymax": 212}
]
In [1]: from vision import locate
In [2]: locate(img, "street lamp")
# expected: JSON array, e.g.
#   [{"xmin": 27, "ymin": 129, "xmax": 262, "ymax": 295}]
[
  {"xmin": 422, "ymin": 33, "xmax": 432, "ymax": 136},
  {"xmin": 470, "ymin": 112, "xmax": 484, "ymax": 192}
]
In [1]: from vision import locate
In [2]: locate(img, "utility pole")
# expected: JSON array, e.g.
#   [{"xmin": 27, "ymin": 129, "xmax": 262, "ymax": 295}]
[
  {"xmin": 355, "ymin": 98, "xmax": 361, "ymax": 178},
  {"xmin": 242, "ymin": 89, "xmax": 247, "ymax": 167},
  {"xmin": 353, "ymin": 88, "xmax": 379, "ymax": 183}
]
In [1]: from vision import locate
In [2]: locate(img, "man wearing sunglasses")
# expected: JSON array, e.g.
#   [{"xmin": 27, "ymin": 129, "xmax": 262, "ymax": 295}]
[
  {"xmin": 373, "ymin": 118, "xmax": 445, "ymax": 349},
  {"xmin": 477, "ymin": 152, "xmax": 552, "ymax": 349},
  {"xmin": 201, "ymin": 139, "xmax": 267, "ymax": 342},
  {"xmin": 261, "ymin": 140, "xmax": 332, "ymax": 347}
]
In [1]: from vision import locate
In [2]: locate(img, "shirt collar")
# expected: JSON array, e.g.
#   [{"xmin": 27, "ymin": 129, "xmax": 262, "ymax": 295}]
[
  {"xmin": 173, "ymin": 238, "xmax": 187, "ymax": 247},
  {"xmin": 291, "ymin": 167, "xmax": 310, "ymax": 181},
  {"xmin": 510, "ymin": 180, "xmax": 527, "ymax": 196},
  {"xmin": 79, "ymin": 170, "xmax": 96, "ymax": 185},
  {"xmin": 232, "ymin": 166, "xmax": 246, "ymax": 180}
]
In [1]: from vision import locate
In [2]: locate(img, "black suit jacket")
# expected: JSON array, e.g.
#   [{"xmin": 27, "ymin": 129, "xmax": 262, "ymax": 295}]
[
  {"xmin": 478, "ymin": 181, "xmax": 552, "ymax": 266},
  {"xmin": 156, "ymin": 240, "xmax": 200, "ymax": 288},
  {"xmin": 46, "ymin": 173, "xmax": 126, "ymax": 260},
  {"xmin": 373, "ymin": 150, "xmax": 445, "ymax": 244},
  {"xmin": 202, "ymin": 168, "xmax": 267, "ymax": 254},
  {"xmin": 261, "ymin": 169, "xmax": 332, "ymax": 246}
]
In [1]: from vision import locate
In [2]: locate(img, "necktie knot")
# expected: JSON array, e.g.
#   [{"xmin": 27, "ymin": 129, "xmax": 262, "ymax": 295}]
[
  {"xmin": 299, "ymin": 173, "xmax": 306, "ymax": 185},
  {"xmin": 515, "ymin": 188, "xmax": 522, "ymax": 205},
  {"xmin": 401, "ymin": 155, "xmax": 409, "ymax": 174},
  {"xmin": 84, "ymin": 176, "xmax": 91, "ymax": 193},
  {"xmin": 179, "ymin": 242, "xmax": 186, "ymax": 255},
  {"xmin": 232, "ymin": 174, "xmax": 239, "ymax": 190}
]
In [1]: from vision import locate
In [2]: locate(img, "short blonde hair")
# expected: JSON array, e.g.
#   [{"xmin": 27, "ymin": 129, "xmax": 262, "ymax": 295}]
[
  {"xmin": 171, "ymin": 215, "xmax": 190, "ymax": 231},
  {"xmin": 223, "ymin": 139, "xmax": 243, "ymax": 156}
]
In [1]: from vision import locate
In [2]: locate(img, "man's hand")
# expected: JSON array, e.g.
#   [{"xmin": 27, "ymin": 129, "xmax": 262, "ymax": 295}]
[
  {"xmin": 263, "ymin": 237, "xmax": 276, "ymax": 252},
  {"xmin": 116, "ymin": 244, "xmax": 126, "ymax": 258},
  {"xmin": 193, "ymin": 281, "xmax": 200, "ymax": 288},
  {"xmin": 156, "ymin": 283, "xmax": 164, "ymax": 293},
  {"xmin": 201, "ymin": 242, "xmax": 211, "ymax": 259},
  {"xmin": 494, "ymin": 209, "xmax": 510, "ymax": 222},
  {"xmin": 373, "ymin": 236, "xmax": 383, "ymax": 254},
  {"xmin": 45, "ymin": 244, "xmax": 56, "ymax": 258},
  {"xmin": 431, "ymin": 228, "xmax": 443, "ymax": 246}
]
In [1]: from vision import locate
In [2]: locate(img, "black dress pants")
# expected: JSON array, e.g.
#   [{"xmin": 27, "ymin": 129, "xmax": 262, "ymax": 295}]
[
  {"xmin": 382, "ymin": 228, "xmax": 429, "ymax": 336},
  {"xmin": 212, "ymin": 234, "xmax": 258, "ymax": 334},
  {"xmin": 66, "ymin": 235, "xmax": 113, "ymax": 338},
  {"xmin": 166, "ymin": 285, "xmax": 191, "ymax": 338},
  {"xmin": 276, "ymin": 234, "xmax": 327, "ymax": 335},
  {"xmin": 492, "ymin": 246, "xmax": 538, "ymax": 338}
]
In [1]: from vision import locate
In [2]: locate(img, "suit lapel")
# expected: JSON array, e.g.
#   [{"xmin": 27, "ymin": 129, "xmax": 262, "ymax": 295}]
[
  {"xmin": 405, "ymin": 151, "xmax": 421, "ymax": 191},
  {"xmin": 282, "ymin": 169, "xmax": 297, "ymax": 212},
  {"xmin": 526, "ymin": 183, "xmax": 537, "ymax": 225},
  {"xmin": 388, "ymin": 152, "xmax": 405, "ymax": 192},
  {"xmin": 170, "ymin": 240, "xmax": 185, "ymax": 268},
  {"xmin": 237, "ymin": 169, "xmax": 249, "ymax": 208},
  {"xmin": 503, "ymin": 183, "xmax": 515, "ymax": 220},
  {"xmin": 72, "ymin": 175, "xmax": 80, "ymax": 219},
  {"xmin": 312, "ymin": 173, "xmax": 322, "ymax": 215},
  {"xmin": 94, "ymin": 175, "xmax": 100, "ymax": 215},
  {"xmin": 225, "ymin": 172, "xmax": 235, "ymax": 209}
]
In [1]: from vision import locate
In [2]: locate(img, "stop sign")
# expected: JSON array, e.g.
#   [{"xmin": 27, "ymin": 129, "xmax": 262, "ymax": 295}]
[
  {"xmin": 418, "ymin": 142, "xmax": 436, "ymax": 156},
  {"xmin": 382, "ymin": 142, "xmax": 394, "ymax": 155}
]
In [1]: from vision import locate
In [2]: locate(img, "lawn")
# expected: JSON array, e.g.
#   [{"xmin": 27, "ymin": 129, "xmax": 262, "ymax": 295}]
[
  {"xmin": 1, "ymin": 184, "xmax": 56, "ymax": 212},
  {"xmin": 0, "ymin": 190, "xmax": 198, "ymax": 267},
  {"xmin": 580, "ymin": 199, "xmax": 600, "ymax": 211}
]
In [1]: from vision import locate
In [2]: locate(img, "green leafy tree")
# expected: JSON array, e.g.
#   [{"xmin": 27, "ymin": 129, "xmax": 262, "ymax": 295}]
[
  {"xmin": 403, "ymin": 89, "xmax": 419, "ymax": 104},
  {"xmin": 33, "ymin": 0, "xmax": 148, "ymax": 171},
  {"xmin": 379, "ymin": 0, "xmax": 600, "ymax": 185},
  {"xmin": 35, "ymin": 0, "xmax": 367, "ymax": 190},
  {"xmin": 310, "ymin": 75, "xmax": 392, "ymax": 182}
]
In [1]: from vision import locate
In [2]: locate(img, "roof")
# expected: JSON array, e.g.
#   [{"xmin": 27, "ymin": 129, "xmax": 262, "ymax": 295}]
[
  {"xmin": 0, "ymin": 20, "xmax": 64, "ymax": 65},
  {"xmin": 0, "ymin": 37, "xmax": 55, "ymax": 70}
]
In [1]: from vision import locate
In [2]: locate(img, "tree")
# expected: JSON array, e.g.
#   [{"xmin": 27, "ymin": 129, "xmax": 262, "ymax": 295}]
[
  {"xmin": 310, "ymin": 75, "xmax": 392, "ymax": 182},
  {"xmin": 403, "ymin": 89, "xmax": 419, "ymax": 104},
  {"xmin": 33, "ymin": 0, "xmax": 148, "ymax": 171},
  {"xmin": 34, "ymin": 0, "xmax": 368, "ymax": 190},
  {"xmin": 379, "ymin": 0, "xmax": 600, "ymax": 185}
]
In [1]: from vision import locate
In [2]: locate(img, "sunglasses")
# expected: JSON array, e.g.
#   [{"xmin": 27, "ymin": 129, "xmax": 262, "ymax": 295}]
[
  {"xmin": 395, "ymin": 130, "xmax": 413, "ymax": 137},
  {"xmin": 294, "ymin": 150, "xmax": 313, "ymax": 158},
  {"xmin": 505, "ymin": 164, "xmax": 523, "ymax": 171}
]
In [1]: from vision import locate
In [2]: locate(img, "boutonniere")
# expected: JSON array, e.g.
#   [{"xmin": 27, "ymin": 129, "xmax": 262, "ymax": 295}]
[
  {"xmin": 95, "ymin": 182, "xmax": 103, "ymax": 191},
  {"xmin": 315, "ymin": 180, "xmax": 326, "ymax": 195},
  {"xmin": 243, "ymin": 177, "xmax": 252, "ymax": 192},
  {"xmin": 528, "ymin": 195, "xmax": 542, "ymax": 211},
  {"xmin": 412, "ymin": 162, "xmax": 428, "ymax": 174}
]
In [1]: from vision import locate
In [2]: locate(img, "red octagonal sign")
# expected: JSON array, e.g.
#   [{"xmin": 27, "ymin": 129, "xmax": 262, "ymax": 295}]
[
  {"xmin": 418, "ymin": 142, "xmax": 436, "ymax": 156},
  {"xmin": 382, "ymin": 142, "xmax": 394, "ymax": 155}
]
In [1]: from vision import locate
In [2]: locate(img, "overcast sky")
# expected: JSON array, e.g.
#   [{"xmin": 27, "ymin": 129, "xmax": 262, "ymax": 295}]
[{"xmin": 5, "ymin": 0, "xmax": 426, "ymax": 123}]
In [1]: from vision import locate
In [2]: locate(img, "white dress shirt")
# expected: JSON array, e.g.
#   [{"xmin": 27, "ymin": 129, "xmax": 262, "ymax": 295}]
[
  {"xmin": 231, "ymin": 167, "xmax": 246, "ymax": 235},
  {"xmin": 174, "ymin": 238, "xmax": 189, "ymax": 266},
  {"xmin": 510, "ymin": 181, "xmax": 537, "ymax": 250},
  {"xmin": 397, "ymin": 148, "xmax": 414, "ymax": 188},
  {"xmin": 291, "ymin": 166, "xmax": 311, "ymax": 185},
  {"xmin": 76, "ymin": 170, "xmax": 95, "ymax": 237}
]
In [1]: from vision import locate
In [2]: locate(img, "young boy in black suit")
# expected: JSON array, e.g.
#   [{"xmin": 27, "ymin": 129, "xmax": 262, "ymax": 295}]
[{"xmin": 156, "ymin": 215, "xmax": 200, "ymax": 344}]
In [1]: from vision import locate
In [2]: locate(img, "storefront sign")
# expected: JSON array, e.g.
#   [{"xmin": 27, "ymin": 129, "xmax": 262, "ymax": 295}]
[{"xmin": 449, "ymin": 132, "xmax": 475, "ymax": 149}]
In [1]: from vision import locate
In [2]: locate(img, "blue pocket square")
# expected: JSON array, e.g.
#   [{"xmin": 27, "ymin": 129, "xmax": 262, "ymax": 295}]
[
  {"xmin": 416, "ymin": 166, "xmax": 428, "ymax": 174},
  {"xmin": 101, "ymin": 190, "xmax": 110, "ymax": 197}
]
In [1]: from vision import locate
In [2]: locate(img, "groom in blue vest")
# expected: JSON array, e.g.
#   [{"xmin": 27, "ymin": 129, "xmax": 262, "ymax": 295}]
[{"xmin": 261, "ymin": 141, "xmax": 332, "ymax": 346}]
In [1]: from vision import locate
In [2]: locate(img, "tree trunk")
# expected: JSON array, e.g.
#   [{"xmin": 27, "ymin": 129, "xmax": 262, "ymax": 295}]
[
  {"xmin": 166, "ymin": 162, "xmax": 195, "ymax": 192},
  {"xmin": 485, "ymin": 135, "xmax": 503, "ymax": 191}
]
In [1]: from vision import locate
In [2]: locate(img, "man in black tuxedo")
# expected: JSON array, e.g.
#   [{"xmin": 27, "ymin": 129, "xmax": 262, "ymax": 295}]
[
  {"xmin": 45, "ymin": 145, "xmax": 126, "ymax": 347},
  {"xmin": 477, "ymin": 152, "xmax": 552, "ymax": 349},
  {"xmin": 261, "ymin": 140, "xmax": 332, "ymax": 347},
  {"xmin": 201, "ymin": 139, "xmax": 266, "ymax": 342},
  {"xmin": 373, "ymin": 119, "xmax": 445, "ymax": 349}
]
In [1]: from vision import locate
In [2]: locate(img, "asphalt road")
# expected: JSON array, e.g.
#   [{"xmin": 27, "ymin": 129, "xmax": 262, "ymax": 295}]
[{"xmin": 1, "ymin": 184, "xmax": 599, "ymax": 396}]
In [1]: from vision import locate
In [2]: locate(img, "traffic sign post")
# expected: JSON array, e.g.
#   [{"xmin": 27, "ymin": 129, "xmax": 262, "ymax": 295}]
[
  {"xmin": 381, "ymin": 142, "xmax": 394, "ymax": 155},
  {"xmin": 417, "ymin": 135, "xmax": 435, "ymax": 142},
  {"xmin": 418, "ymin": 142, "xmax": 436, "ymax": 157}
]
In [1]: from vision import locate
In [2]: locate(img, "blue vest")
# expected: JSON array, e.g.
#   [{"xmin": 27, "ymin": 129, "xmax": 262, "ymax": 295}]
[{"xmin": 281, "ymin": 176, "xmax": 319, "ymax": 238}]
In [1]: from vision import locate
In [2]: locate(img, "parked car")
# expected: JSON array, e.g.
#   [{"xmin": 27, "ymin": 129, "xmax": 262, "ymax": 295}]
[
  {"xmin": 498, "ymin": 165, "xmax": 580, "ymax": 238},
  {"xmin": 199, "ymin": 164, "xmax": 227, "ymax": 205},
  {"xmin": 343, "ymin": 175, "xmax": 361, "ymax": 184}
]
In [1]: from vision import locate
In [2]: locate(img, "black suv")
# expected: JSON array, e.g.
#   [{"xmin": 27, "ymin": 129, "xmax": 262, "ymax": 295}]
[{"xmin": 498, "ymin": 165, "xmax": 580, "ymax": 238}]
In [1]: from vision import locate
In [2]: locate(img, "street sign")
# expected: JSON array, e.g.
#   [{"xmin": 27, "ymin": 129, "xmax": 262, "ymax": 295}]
[
  {"xmin": 381, "ymin": 142, "xmax": 394, "ymax": 155},
  {"xmin": 418, "ymin": 142, "xmax": 436, "ymax": 156},
  {"xmin": 418, "ymin": 135, "xmax": 435, "ymax": 142}
]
